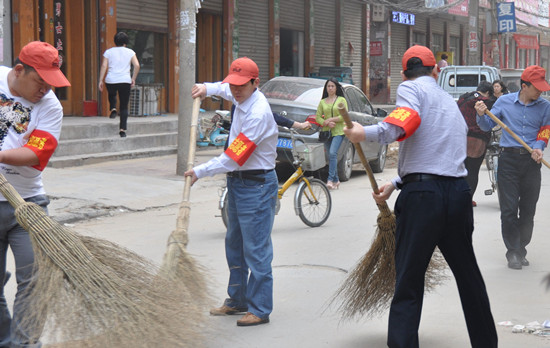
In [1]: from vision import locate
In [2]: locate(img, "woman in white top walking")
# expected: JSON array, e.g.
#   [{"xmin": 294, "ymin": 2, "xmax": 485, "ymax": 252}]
[{"xmin": 98, "ymin": 32, "xmax": 140, "ymax": 137}]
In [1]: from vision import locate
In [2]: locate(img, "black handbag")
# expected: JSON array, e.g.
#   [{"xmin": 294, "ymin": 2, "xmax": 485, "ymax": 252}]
[
  {"xmin": 318, "ymin": 130, "xmax": 331, "ymax": 142},
  {"xmin": 318, "ymin": 102, "xmax": 334, "ymax": 143}
]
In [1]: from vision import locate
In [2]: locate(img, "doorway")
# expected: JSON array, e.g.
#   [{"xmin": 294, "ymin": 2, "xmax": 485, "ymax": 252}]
[{"xmin": 280, "ymin": 28, "xmax": 304, "ymax": 77}]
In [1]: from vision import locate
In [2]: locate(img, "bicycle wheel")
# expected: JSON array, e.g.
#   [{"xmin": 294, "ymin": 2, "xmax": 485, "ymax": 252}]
[{"xmin": 295, "ymin": 178, "xmax": 331, "ymax": 227}]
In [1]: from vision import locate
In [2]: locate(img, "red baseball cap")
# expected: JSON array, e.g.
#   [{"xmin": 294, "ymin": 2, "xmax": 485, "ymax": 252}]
[
  {"xmin": 521, "ymin": 66, "xmax": 550, "ymax": 92},
  {"xmin": 402, "ymin": 45, "xmax": 437, "ymax": 71},
  {"xmin": 222, "ymin": 57, "xmax": 259, "ymax": 85},
  {"xmin": 18, "ymin": 41, "xmax": 71, "ymax": 88}
]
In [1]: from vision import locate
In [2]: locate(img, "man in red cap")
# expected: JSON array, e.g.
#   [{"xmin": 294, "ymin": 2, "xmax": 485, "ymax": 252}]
[
  {"xmin": 475, "ymin": 65, "xmax": 550, "ymax": 270},
  {"xmin": 344, "ymin": 45, "xmax": 497, "ymax": 348},
  {"xmin": 185, "ymin": 57, "xmax": 277, "ymax": 326},
  {"xmin": 0, "ymin": 40, "xmax": 70, "ymax": 347}
]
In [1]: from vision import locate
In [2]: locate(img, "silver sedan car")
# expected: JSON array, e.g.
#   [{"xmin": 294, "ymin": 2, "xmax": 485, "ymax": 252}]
[{"xmin": 261, "ymin": 76, "xmax": 388, "ymax": 181}]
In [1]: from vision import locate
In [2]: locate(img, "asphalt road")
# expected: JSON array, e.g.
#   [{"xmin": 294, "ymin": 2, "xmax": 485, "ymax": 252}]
[{"xmin": 4, "ymin": 150, "xmax": 550, "ymax": 347}]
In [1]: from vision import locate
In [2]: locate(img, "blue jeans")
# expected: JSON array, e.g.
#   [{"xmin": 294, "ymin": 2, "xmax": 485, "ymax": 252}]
[
  {"xmin": 0, "ymin": 195, "xmax": 49, "ymax": 348},
  {"xmin": 225, "ymin": 171, "xmax": 277, "ymax": 319},
  {"xmin": 324, "ymin": 135, "xmax": 344, "ymax": 183},
  {"xmin": 497, "ymin": 152, "xmax": 541, "ymax": 261}
]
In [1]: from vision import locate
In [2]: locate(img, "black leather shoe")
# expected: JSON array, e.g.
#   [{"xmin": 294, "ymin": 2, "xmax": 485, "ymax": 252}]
[
  {"xmin": 521, "ymin": 257, "xmax": 529, "ymax": 266},
  {"xmin": 508, "ymin": 254, "xmax": 522, "ymax": 270}
]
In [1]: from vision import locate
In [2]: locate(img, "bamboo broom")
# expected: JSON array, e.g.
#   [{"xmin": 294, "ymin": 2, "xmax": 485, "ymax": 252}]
[
  {"xmin": 0, "ymin": 98, "xmax": 208, "ymax": 347},
  {"xmin": 330, "ymin": 103, "xmax": 447, "ymax": 320},
  {"xmin": 160, "ymin": 97, "xmax": 209, "ymax": 291}
]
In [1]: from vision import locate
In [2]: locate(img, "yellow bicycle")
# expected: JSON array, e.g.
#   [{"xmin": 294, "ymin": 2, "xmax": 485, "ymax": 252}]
[{"xmin": 219, "ymin": 128, "xmax": 332, "ymax": 227}]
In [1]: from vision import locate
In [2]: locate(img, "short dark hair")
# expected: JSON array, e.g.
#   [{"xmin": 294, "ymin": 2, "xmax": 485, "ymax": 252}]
[
  {"xmin": 441, "ymin": 54, "xmax": 448, "ymax": 60},
  {"xmin": 114, "ymin": 32, "xmax": 129, "ymax": 46},
  {"xmin": 403, "ymin": 57, "xmax": 433, "ymax": 79},
  {"xmin": 520, "ymin": 79, "xmax": 532, "ymax": 88},
  {"xmin": 477, "ymin": 80, "xmax": 494, "ymax": 96},
  {"xmin": 13, "ymin": 58, "xmax": 36, "ymax": 73}
]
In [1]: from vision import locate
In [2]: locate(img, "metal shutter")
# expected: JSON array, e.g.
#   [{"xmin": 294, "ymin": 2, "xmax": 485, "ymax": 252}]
[
  {"xmin": 280, "ymin": 0, "xmax": 305, "ymax": 32},
  {"xmin": 431, "ymin": 18, "xmax": 444, "ymax": 33},
  {"xmin": 415, "ymin": 16, "xmax": 427, "ymax": 34},
  {"xmin": 314, "ymin": 0, "xmax": 337, "ymax": 69},
  {"xmin": 343, "ymin": 0, "xmax": 363, "ymax": 89},
  {"xmin": 200, "ymin": 0, "xmax": 223, "ymax": 13},
  {"xmin": 117, "ymin": 0, "xmax": 168, "ymax": 31},
  {"xmin": 390, "ymin": 23, "xmax": 408, "ymax": 104},
  {"xmin": 238, "ymin": 0, "xmax": 270, "ymax": 84}
]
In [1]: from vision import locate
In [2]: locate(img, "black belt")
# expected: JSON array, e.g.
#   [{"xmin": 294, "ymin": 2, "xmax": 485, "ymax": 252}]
[
  {"xmin": 227, "ymin": 169, "xmax": 274, "ymax": 182},
  {"xmin": 501, "ymin": 147, "xmax": 530, "ymax": 155},
  {"xmin": 399, "ymin": 173, "xmax": 461, "ymax": 188}
]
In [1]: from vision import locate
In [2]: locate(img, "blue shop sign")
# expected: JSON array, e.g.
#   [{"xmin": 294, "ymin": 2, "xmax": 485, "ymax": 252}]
[
  {"xmin": 497, "ymin": 2, "xmax": 516, "ymax": 33},
  {"xmin": 392, "ymin": 11, "xmax": 415, "ymax": 26}
]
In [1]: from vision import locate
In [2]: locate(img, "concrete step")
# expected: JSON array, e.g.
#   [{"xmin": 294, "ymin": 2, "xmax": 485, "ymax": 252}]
[
  {"xmin": 49, "ymin": 114, "xmax": 183, "ymax": 168},
  {"xmin": 58, "ymin": 117, "xmax": 179, "ymax": 140},
  {"xmin": 48, "ymin": 146, "xmax": 177, "ymax": 168},
  {"xmin": 53, "ymin": 132, "xmax": 178, "ymax": 156}
]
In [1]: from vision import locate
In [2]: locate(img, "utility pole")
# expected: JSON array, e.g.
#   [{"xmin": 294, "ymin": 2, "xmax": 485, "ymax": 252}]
[{"xmin": 176, "ymin": 0, "xmax": 198, "ymax": 175}]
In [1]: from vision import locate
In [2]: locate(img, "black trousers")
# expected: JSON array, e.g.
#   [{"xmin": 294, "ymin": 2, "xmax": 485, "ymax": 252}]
[
  {"xmin": 106, "ymin": 83, "xmax": 131, "ymax": 130},
  {"xmin": 464, "ymin": 150, "xmax": 486, "ymax": 197},
  {"xmin": 387, "ymin": 178, "xmax": 497, "ymax": 348},
  {"xmin": 497, "ymin": 151, "xmax": 541, "ymax": 261}
]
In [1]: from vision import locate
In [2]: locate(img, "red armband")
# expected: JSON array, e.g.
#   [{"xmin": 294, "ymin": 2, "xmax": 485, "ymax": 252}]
[
  {"xmin": 383, "ymin": 107, "xmax": 421, "ymax": 141},
  {"xmin": 537, "ymin": 125, "xmax": 550, "ymax": 145},
  {"xmin": 23, "ymin": 129, "xmax": 58, "ymax": 171},
  {"xmin": 225, "ymin": 132, "xmax": 257, "ymax": 166}
]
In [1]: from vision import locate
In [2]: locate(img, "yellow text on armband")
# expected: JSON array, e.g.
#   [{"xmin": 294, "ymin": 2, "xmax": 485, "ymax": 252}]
[
  {"xmin": 229, "ymin": 138, "xmax": 248, "ymax": 156},
  {"xmin": 388, "ymin": 108, "xmax": 412, "ymax": 122},
  {"xmin": 27, "ymin": 135, "xmax": 48, "ymax": 150}
]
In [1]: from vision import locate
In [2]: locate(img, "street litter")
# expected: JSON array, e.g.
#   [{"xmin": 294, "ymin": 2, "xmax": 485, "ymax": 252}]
[
  {"xmin": 512, "ymin": 325, "xmax": 525, "ymax": 333},
  {"xmin": 501, "ymin": 319, "xmax": 550, "ymax": 339},
  {"xmin": 497, "ymin": 320, "xmax": 514, "ymax": 327}
]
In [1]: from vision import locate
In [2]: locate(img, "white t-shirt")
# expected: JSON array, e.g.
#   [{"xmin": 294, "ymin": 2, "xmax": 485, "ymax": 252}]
[
  {"xmin": 0, "ymin": 66, "xmax": 63, "ymax": 199},
  {"xmin": 103, "ymin": 46, "xmax": 136, "ymax": 84}
]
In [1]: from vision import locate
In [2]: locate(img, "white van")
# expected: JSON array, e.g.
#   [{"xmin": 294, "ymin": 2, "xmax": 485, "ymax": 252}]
[{"xmin": 437, "ymin": 65, "xmax": 500, "ymax": 100}]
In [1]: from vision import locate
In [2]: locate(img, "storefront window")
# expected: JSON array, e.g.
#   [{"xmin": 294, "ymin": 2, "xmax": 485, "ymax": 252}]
[{"xmin": 120, "ymin": 29, "xmax": 166, "ymax": 85}]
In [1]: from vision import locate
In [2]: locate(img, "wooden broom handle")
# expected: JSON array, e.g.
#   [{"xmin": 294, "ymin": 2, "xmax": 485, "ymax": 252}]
[
  {"xmin": 182, "ymin": 97, "xmax": 202, "ymax": 202},
  {"xmin": 338, "ymin": 102, "xmax": 380, "ymax": 194},
  {"xmin": 484, "ymin": 109, "xmax": 550, "ymax": 169}
]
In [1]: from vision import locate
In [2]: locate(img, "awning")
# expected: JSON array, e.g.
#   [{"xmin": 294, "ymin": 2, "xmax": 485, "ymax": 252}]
[{"xmin": 513, "ymin": 34, "xmax": 539, "ymax": 50}]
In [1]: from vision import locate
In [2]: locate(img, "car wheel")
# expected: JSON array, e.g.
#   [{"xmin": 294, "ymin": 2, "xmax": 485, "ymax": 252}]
[
  {"xmin": 370, "ymin": 144, "xmax": 387, "ymax": 173},
  {"xmin": 337, "ymin": 141, "xmax": 354, "ymax": 182}
]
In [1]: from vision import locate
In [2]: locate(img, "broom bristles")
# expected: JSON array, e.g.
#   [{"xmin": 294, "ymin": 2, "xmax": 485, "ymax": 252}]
[
  {"xmin": 330, "ymin": 209, "xmax": 448, "ymax": 320},
  {"xmin": 14, "ymin": 201, "xmax": 209, "ymax": 347}
]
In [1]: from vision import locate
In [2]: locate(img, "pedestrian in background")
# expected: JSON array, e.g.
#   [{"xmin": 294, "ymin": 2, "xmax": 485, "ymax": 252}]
[
  {"xmin": 185, "ymin": 57, "xmax": 278, "ymax": 327},
  {"xmin": 457, "ymin": 81, "xmax": 495, "ymax": 206},
  {"xmin": 344, "ymin": 45, "xmax": 497, "ymax": 348},
  {"xmin": 98, "ymin": 31, "xmax": 140, "ymax": 138},
  {"xmin": 437, "ymin": 53, "xmax": 448, "ymax": 69},
  {"xmin": 315, "ymin": 78, "xmax": 348, "ymax": 190},
  {"xmin": 492, "ymin": 79, "xmax": 508, "ymax": 98},
  {"xmin": 0, "ymin": 41, "xmax": 70, "ymax": 348},
  {"xmin": 475, "ymin": 65, "xmax": 550, "ymax": 270}
]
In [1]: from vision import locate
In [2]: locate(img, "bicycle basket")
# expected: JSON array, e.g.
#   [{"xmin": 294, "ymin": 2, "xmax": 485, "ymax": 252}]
[{"xmin": 296, "ymin": 143, "xmax": 326, "ymax": 171}]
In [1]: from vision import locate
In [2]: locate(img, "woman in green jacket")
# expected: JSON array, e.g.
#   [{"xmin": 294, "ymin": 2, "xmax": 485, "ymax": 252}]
[{"xmin": 315, "ymin": 78, "xmax": 348, "ymax": 189}]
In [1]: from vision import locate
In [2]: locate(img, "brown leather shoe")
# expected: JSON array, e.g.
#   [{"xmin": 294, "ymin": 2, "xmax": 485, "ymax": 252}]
[
  {"xmin": 236, "ymin": 312, "xmax": 269, "ymax": 326},
  {"xmin": 209, "ymin": 305, "xmax": 248, "ymax": 316}
]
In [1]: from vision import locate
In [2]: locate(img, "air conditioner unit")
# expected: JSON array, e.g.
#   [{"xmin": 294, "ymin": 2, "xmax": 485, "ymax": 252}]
[{"xmin": 129, "ymin": 86, "xmax": 143, "ymax": 116}]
